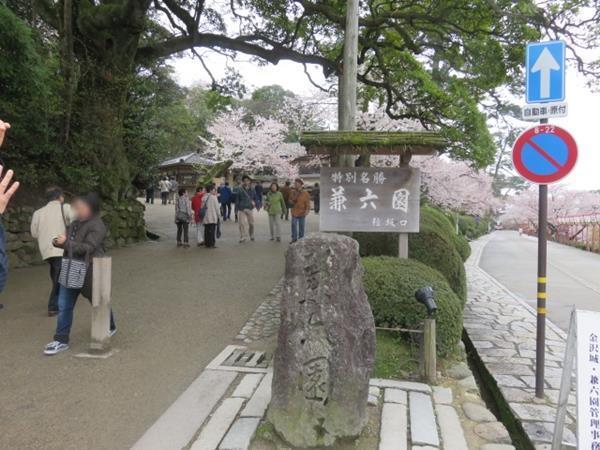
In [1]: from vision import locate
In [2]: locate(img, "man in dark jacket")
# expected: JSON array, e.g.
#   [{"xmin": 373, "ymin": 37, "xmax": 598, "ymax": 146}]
[
  {"xmin": 219, "ymin": 182, "xmax": 232, "ymax": 221},
  {"xmin": 0, "ymin": 120, "xmax": 21, "ymax": 309}
]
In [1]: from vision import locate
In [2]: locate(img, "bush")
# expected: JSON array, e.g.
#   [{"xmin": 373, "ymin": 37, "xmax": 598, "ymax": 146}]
[
  {"xmin": 409, "ymin": 206, "xmax": 467, "ymax": 302},
  {"xmin": 355, "ymin": 206, "xmax": 468, "ymax": 302},
  {"xmin": 362, "ymin": 257, "xmax": 464, "ymax": 356},
  {"xmin": 355, "ymin": 206, "xmax": 470, "ymax": 262},
  {"xmin": 458, "ymin": 215, "xmax": 490, "ymax": 240}
]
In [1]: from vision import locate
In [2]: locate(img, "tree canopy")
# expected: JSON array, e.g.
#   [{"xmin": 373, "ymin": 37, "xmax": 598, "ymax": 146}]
[{"xmin": 3, "ymin": 0, "xmax": 599, "ymax": 198}]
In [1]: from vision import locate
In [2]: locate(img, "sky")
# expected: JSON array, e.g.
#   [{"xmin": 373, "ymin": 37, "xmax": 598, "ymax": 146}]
[{"xmin": 172, "ymin": 48, "xmax": 600, "ymax": 191}]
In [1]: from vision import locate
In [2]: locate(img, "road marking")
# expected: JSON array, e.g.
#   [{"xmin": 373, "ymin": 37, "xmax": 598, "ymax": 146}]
[{"xmin": 526, "ymin": 138, "xmax": 562, "ymax": 170}]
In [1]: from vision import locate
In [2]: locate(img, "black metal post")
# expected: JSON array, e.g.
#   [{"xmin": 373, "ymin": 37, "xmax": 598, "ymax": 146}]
[{"xmin": 535, "ymin": 118, "xmax": 548, "ymax": 399}]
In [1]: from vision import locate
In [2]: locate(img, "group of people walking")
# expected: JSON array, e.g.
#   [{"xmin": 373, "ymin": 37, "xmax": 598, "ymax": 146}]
[{"xmin": 171, "ymin": 176, "xmax": 315, "ymax": 247}]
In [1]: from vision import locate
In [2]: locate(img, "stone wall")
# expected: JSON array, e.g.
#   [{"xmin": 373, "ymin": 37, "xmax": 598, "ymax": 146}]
[{"xmin": 4, "ymin": 199, "xmax": 146, "ymax": 268}]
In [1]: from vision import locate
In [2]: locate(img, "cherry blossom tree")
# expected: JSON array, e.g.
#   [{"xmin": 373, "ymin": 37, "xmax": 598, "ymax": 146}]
[
  {"xmin": 206, "ymin": 108, "xmax": 305, "ymax": 179},
  {"xmin": 502, "ymin": 186, "xmax": 600, "ymax": 232},
  {"xmin": 358, "ymin": 110, "xmax": 501, "ymax": 216},
  {"xmin": 415, "ymin": 156, "xmax": 501, "ymax": 217}
]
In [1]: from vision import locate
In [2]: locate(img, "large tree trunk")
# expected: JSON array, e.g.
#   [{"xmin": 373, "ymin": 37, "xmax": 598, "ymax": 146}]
[
  {"xmin": 71, "ymin": 66, "xmax": 132, "ymax": 201},
  {"xmin": 66, "ymin": 1, "xmax": 145, "ymax": 201}
]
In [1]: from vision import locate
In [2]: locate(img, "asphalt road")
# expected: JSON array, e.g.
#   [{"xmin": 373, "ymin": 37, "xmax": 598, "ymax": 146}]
[
  {"xmin": 480, "ymin": 230, "xmax": 600, "ymax": 332},
  {"xmin": 0, "ymin": 203, "xmax": 317, "ymax": 450}
]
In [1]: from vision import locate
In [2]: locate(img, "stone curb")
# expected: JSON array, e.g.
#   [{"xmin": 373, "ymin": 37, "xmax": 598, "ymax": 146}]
[{"xmin": 464, "ymin": 236, "xmax": 576, "ymax": 449}]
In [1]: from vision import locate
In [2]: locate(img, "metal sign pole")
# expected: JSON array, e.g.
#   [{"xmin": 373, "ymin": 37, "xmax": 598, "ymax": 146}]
[{"xmin": 536, "ymin": 117, "xmax": 549, "ymax": 398}]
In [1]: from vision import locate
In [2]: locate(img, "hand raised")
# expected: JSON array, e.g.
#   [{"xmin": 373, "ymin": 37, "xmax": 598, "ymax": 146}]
[
  {"xmin": 0, "ymin": 120, "xmax": 10, "ymax": 148},
  {"xmin": 0, "ymin": 166, "xmax": 20, "ymax": 215}
]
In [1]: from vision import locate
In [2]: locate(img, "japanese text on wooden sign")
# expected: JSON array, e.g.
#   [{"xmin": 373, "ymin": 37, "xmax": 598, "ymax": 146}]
[
  {"xmin": 577, "ymin": 310, "xmax": 600, "ymax": 449},
  {"xmin": 319, "ymin": 167, "xmax": 421, "ymax": 233}
]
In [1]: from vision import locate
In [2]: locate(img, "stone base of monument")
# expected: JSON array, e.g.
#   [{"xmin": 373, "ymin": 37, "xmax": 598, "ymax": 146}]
[{"xmin": 267, "ymin": 233, "xmax": 377, "ymax": 448}]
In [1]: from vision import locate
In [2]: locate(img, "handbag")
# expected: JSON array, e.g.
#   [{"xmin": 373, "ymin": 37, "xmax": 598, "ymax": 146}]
[{"xmin": 58, "ymin": 225, "xmax": 88, "ymax": 289}]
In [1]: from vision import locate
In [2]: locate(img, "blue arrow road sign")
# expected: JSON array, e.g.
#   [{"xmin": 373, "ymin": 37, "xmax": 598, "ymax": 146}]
[{"xmin": 526, "ymin": 41, "xmax": 566, "ymax": 103}]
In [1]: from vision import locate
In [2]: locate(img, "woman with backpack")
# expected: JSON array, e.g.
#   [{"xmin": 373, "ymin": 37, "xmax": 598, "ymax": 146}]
[
  {"xmin": 175, "ymin": 188, "xmax": 192, "ymax": 248},
  {"xmin": 43, "ymin": 193, "xmax": 116, "ymax": 355}
]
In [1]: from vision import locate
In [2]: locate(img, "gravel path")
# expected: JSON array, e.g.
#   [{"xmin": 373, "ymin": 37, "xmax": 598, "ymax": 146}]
[{"xmin": 0, "ymin": 203, "xmax": 316, "ymax": 450}]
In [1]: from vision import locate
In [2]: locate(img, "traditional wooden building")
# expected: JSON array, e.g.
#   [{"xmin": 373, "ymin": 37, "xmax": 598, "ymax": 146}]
[{"xmin": 158, "ymin": 153, "xmax": 221, "ymax": 192}]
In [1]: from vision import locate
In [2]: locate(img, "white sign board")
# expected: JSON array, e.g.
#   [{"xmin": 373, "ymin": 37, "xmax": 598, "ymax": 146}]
[
  {"xmin": 576, "ymin": 310, "xmax": 600, "ymax": 449},
  {"xmin": 319, "ymin": 167, "xmax": 421, "ymax": 233},
  {"xmin": 522, "ymin": 102, "xmax": 568, "ymax": 121}
]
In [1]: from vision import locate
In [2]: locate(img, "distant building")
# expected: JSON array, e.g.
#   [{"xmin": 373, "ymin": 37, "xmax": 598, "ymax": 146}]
[{"xmin": 158, "ymin": 152, "xmax": 220, "ymax": 192}]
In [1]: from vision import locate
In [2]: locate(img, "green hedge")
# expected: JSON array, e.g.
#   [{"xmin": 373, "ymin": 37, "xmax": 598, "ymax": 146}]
[
  {"xmin": 355, "ymin": 205, "xmax": 468, "ymax": 302},
  {"xmin": 424, "ymin": 206, "xmax": 471, "ymax": 262},
  {"xmin": 363, "ymin": 257, "xmax": 464, "ymax": 356},
  {"xmin": 458, "ymin": 215, "xmax": 490, "ymax": 240}
]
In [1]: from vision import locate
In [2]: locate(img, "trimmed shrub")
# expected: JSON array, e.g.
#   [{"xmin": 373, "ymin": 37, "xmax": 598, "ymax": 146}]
[
  {"xmin": 363, "ymin": 257, "xmax": 463, "ymax": 356},
  {"xmin": 409, "ymin": 206, "xmax": 467, "ymax": 302},
  {"xmin": 422, "ymin": 206, "xmax": 471, "ymax": 262},
  {"xmin": 355, "ymin": 206, "xmax": 467, "ymax": 302},
  {"xmin": 355, "ymin": 206, "xmax": 471, "ymax": 262},
  {"xmin": 458, "ymin": 215, "xmax": 490, "ymax": 240}
]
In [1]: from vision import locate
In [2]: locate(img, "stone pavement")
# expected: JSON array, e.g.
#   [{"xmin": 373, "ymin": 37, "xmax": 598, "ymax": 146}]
[
  {"xmin": 464, "ymin": 236, "xmax": 576, "ymax": 449},
  {"xmin": 135, "ymin": 271, "xmax": 515, "ymax": 450},
  {"xmin": 0, "ymin": 204, "xmax": 317, "ymax": 450}
]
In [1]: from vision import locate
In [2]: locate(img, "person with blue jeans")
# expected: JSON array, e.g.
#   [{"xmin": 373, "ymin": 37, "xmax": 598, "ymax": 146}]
[
  {"xmin": 290, "ymin": 178, "xmax": 311, "ymax": 243},
  {"xmin": 44, "ymin": 193, "xmax": 116, "ymax": 355}
]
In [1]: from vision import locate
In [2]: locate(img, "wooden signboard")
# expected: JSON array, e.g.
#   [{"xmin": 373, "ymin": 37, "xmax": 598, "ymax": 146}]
[{"xmin": 319, "ymin": 167, "xmax": 421, "ymax": 233}]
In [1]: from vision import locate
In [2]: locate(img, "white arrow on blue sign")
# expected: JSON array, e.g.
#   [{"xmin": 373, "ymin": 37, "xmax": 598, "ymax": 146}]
[{"xmin": 526, "ymin": 40, "xmax": 566, "ymax": 104}]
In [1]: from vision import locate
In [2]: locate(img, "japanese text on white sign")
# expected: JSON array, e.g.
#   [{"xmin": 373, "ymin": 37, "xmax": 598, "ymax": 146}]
[{"xmin": 320, "ymin": 167, "xmax": 421, "ymax": 233}]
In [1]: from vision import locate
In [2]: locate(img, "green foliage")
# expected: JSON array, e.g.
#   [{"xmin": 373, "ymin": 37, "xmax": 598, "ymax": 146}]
[
  {"xmin": 363, "ymin": 257, "xmax": 463, "ymax": 357},
  {"xmin": 458, "ymin": 215, "xmax": 491, "ymax": 240},
  {"xmin": 125, "ymin": 63, "xmax": 200, "ymax": 187},
  {"xmin": 373, "ymin": 332, "xmax": 419, "ymax": 380},
  {"xmin": 355, "ymin": 205, "xmax": 469, "ymax": 298},
  {"xmin": 409, "ymin": 206, "xmax": 467, "ymax": 302},
  {"xmin": 0, "ymin": 5, "xmax": 59, "ymax": 189}
]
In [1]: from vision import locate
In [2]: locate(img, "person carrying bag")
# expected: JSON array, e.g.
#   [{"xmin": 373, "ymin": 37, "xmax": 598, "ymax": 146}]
[{"xmin": 44, "ymin": 193, "xmax": 116, "ymax": 356}]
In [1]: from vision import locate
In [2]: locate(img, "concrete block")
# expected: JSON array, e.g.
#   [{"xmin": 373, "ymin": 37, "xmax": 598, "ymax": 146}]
[
  {"xmin": 379, "ymin": 402, "xmax": 407, "ymax": 450},
  {"xmin": 232, "ymin": 374, "xmax": 264, "ymax": 399},
  {"xmin": 409, "ymin": 392, "xmax": 439, "ymax": 447},
  {"xmin": 384, "ymin": 388, "xmax": 407, "ymax": 404},
  {"xmin": 191, "ymin": 398, "xmax": 245, "ymax": 450},
  {"xmin": 436, "ymin": 404, "xmax": 468, "ymax": 450},
  {"xmin": 219, "ymin": 417, "xmax": 261, "ymax": 450},
  {"xmin": 240, "ymin": 371, "xmax": 272, "ymax": 418}
]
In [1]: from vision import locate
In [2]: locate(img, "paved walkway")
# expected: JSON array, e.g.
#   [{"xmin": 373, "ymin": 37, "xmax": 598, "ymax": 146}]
[
  {"xmin": 481, "ymin": 230, "xmax": 600, "ymax": 331},
  {"xmin": 0, "ymin": 203, "xmax": 316, "ymax": 450},
  {"xmin": 465, "ymin": 235, "xmax": 576, "ymax": 449}
]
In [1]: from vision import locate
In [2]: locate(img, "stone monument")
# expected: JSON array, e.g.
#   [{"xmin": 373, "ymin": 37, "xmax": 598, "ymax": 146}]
[{"xmin": 268, "ymin": 233, "xmax": 376, "ymax": 448}]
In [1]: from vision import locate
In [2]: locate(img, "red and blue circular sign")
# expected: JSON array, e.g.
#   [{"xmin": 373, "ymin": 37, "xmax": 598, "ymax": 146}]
[{"xmin": 512, "ymin": 125, "xmax": 578, "ymax": 184}]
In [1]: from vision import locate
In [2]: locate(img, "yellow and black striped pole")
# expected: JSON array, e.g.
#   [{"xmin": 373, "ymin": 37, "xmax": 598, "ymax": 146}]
[{"xmin": 535, "ymin": 125, "xmax": 548, "ymax": 398}]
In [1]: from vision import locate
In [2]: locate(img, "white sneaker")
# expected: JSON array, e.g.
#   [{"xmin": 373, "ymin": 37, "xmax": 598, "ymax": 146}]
[{"xmin": 44, "ymin": 341, "xmax": 69, "ymax": 355}]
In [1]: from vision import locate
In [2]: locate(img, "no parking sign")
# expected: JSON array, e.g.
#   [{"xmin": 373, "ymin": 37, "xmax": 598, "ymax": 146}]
[{"xmin": 512, "ymin": 124, "xmax": 578, "ymax": 184}]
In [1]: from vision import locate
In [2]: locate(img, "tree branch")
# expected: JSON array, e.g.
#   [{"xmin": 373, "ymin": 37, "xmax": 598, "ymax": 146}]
[{"xmin": 137, "ymin": 33, "xmax": 338, "ymax": 77}]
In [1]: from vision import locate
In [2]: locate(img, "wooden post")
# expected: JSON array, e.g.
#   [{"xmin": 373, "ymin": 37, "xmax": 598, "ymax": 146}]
[
  {"xmin": 398, "ymin": 234, "xmax": 409, "ymax": 259},
  {"xmin": 336, "ymin": 0, "xmax": 359, "ymax": 168},
  {"xmin": 423, "ymin": 318, "xmax": 437, "ymax": 382},
  {"xmin": 90, "ymin": 257, "xmax": 112, "ymax": 352}
]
